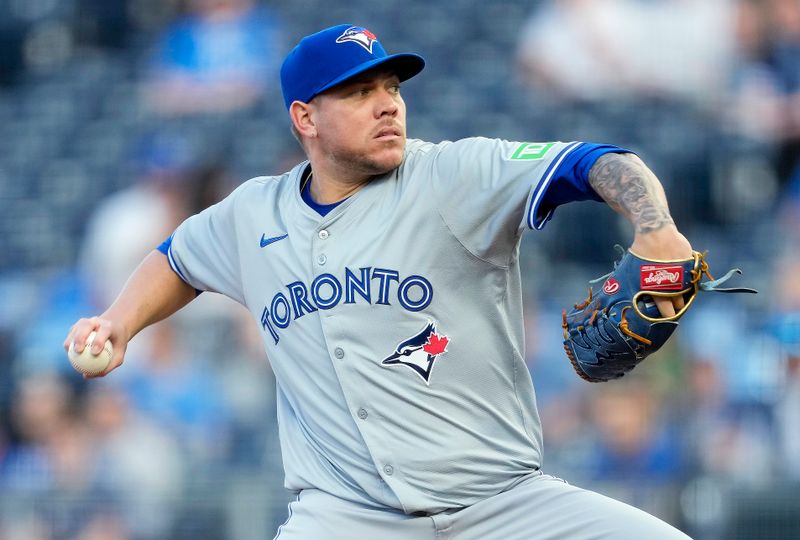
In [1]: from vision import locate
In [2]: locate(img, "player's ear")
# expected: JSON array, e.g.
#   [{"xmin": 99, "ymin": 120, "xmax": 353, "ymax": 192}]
[{"xmin": 289, "ymin": 101, "xmax": 317, "ymax": 139}]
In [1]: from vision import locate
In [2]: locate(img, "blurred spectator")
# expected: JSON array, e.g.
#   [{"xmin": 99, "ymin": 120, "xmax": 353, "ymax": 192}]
[
  {"xmin": 725, "ymin": 0, "xmax": 800, "ymax": 195},
  {"xmin": 764, "ymin": 0, "xmax": 800, "ymax": 187},
  {"xmin": 79, "ymin": 130, "xmax": 198, "ymax": 310},
  {"xmin": 515, "ymin": 0, "xmax": 736, "ymax": 230},
  {"xmin": 725, "ymin": 0, "xmax": 782, "ymax": 142},
  {"xmin": 770, "ymin": 238, "xmax": 800, "ymax": 479},
  {"xmin": 0, "ymin": 374, "xmax": 125, "ymax": 539},
  {"xmin": 516, "ymin": 0, "xmax": 735, "ymax": 107},
  {"xmin": 586, "ymin": 382, "xmax": 684, "ymax": 484},
  {"xmin": 119, "ymin": 320, "xmax": 232, "ymax": 464},
  {"xmin": 78, "ymin": 128, "xmax": 241, "ymax": 462},
  {"xmin": 0, "ymin": 374, "xmax": 73, "ymax": 493},
  {"xmin": 84, "ymin": 382, "xmax": 184, "ymax": 539},
  {"xmin": 142, "ymin": 0, "xmax": 283, "ymax": 116},
  {"xmin": 775, "ymin": 325, "xmax": 800, "ymax": 480},
  {"xmin": 78, "ymin": 130, "xmax": 216, "ymax": 436},
  {"xmin": 680, "ymin": 305, "xmax": 778, "ymax": 486}
]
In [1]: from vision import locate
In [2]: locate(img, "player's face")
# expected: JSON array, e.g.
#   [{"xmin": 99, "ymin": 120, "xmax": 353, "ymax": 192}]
[{"xmin": 312, "ymin": 70, "xmax": 407, "ymax": 177}]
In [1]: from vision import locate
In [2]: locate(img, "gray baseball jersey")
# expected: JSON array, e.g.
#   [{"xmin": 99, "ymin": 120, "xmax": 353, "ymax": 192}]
[{"xmin": 165, "ymin": 137, "xmax": 610, "ymax": 515}]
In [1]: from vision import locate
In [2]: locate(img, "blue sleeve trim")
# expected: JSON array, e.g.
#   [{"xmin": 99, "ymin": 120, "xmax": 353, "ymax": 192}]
[
  {"xmin": 527, "ymin": 143, "xmax": 633, "ymax": 230},
  {"xmin": 526, "ymin": 141, "xmax": 582, "ymax": 229},
  {"xmin": 156, "ymin": 236, "xmax": 172, "ymax": 255},
  {"xmin": 158, "ymin": 234, "xmax": 202, "ymax": 296}
]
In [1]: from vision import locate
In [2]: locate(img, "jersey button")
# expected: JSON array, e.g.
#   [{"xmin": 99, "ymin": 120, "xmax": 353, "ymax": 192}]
[
  {"xmin": 383, "ymin": 465, "xmax": 394, "ymax": 476},
  {"xmin": 334, "ymin": 347, "xmax": 344, "ymax": 359},
  {"xmin": 317, "ymin": 254, "xmax": 327, "ymax": 265},
  {"xmin": 318, "ymin": 230, "xmax": 329, "ymax": 240},
  {"xmin": 357, "ymin": 408, "xmax": 368, "ymax": 420}
]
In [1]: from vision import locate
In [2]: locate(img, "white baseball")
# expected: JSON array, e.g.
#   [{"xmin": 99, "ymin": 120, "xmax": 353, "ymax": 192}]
[{"xmin": 68, "ymin": 331, "xmax": 113, "ymax": 376}]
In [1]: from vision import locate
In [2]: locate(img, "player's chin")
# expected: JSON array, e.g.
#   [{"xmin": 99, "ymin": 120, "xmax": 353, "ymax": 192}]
[
  {"xmin": 370, "ymin": 139, "xmax": 405, "ymax": 171},
  {"xmin": 370, "ymin": 154, "xmax": 404, "ymax": 175}
]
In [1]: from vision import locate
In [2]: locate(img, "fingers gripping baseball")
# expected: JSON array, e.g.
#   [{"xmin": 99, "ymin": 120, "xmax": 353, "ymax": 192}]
[{"xmin": 64, "ymin": 316, "xmax": 128, "ymax": 378}]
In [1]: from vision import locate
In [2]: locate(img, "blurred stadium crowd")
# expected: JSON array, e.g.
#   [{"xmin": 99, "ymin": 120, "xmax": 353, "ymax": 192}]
[{"xmin": 0, "ymin": 0, "xmax": 799, "ymax": 539}]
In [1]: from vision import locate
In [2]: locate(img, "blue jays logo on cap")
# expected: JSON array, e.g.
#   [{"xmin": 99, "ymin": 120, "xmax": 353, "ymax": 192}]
[
  {"xmin": 382, "ymin": 321, "xmax": 450, "ymax": 384},
  {"xmin": 335, "ymin": 26, "xmax": 378, "ymax": 53},
  {"xmin": 280, "ymin": 23, "xmax": 425, "ymax": 110}
]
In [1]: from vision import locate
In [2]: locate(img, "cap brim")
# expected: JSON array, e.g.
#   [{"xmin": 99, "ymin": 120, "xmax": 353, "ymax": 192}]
[{"xmin": 311, "ymin": 53, "xmax": 425, "ymax": 101}]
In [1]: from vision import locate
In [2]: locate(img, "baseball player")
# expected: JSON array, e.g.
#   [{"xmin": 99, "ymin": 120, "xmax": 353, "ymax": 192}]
[{"xmin": 66, "ymin": 24, "xmax": 693, "ymax": 539}]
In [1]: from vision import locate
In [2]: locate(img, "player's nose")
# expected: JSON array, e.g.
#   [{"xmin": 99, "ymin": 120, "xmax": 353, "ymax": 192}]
[{"xmin": 374, "ymin": 88, "xmax": 400, "ymax": 118}]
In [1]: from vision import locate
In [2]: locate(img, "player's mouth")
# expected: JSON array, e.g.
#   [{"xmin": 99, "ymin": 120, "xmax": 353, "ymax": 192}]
[{"xmin": 374, "ymin": 126, "xmax": 403, "ymax": 141}]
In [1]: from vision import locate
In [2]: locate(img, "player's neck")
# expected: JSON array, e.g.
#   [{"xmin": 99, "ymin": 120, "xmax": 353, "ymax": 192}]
[{"xmin": 306, "ymin": 165, "xmax": 371, "ymax": 205}]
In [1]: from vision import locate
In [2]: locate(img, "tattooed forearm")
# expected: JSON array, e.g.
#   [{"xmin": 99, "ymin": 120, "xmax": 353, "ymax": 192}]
[{"xmin": 588, "ymin": 153, "xmax": 674, "ymax": 234}]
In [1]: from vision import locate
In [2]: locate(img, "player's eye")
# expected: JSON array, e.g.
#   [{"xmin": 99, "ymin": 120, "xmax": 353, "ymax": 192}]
[{"xmin": 345, "ymin": 86, "xmax": 367, "ymax": 98}]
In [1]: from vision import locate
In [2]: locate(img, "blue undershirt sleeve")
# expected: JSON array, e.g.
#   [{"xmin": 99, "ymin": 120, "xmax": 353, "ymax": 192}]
[{"xmin": 531, "ymin": 143, "xmax": 633, "ymax": 229}]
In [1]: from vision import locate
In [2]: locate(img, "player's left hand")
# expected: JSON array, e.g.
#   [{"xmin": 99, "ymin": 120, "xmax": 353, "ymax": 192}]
[
  {"xmin": 562, "ymin": 238, "xmax": 756, "ymax": 383},
  {"xmin": 630, "ymin": 225, "xmax": 693, "ymax": 319}
]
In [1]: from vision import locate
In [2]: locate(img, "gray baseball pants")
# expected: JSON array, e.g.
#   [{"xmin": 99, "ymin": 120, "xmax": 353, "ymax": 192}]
[{"xmin": 273, "ymin": 473, "xmax": 691, "ymax": 539}]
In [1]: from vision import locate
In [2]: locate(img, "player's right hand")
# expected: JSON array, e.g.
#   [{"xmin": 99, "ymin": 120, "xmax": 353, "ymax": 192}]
[{"xmin": 63, "ymin": 316, "xmax": 128, "ymax": 379}]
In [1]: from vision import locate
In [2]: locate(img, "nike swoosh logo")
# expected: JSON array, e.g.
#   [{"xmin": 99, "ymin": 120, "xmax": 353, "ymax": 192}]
[{"xmin": 260, "ymin": 233, "xmax": 288, "ymax": 248}]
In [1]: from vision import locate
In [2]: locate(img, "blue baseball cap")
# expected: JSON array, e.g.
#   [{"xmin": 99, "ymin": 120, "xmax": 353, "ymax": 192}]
[{"xmin": 280, "ymin": 24, "xmax": 425, "ymax": 110}]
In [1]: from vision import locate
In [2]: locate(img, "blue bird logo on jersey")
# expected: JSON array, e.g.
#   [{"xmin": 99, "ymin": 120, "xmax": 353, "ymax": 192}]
[
  {"xmin": 382, "ymin": 321, "xmax": 450, "ymax": 384},
  {"xmin": 335, "ymin": 26, "xmax": 378, "ymax": 54}
]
